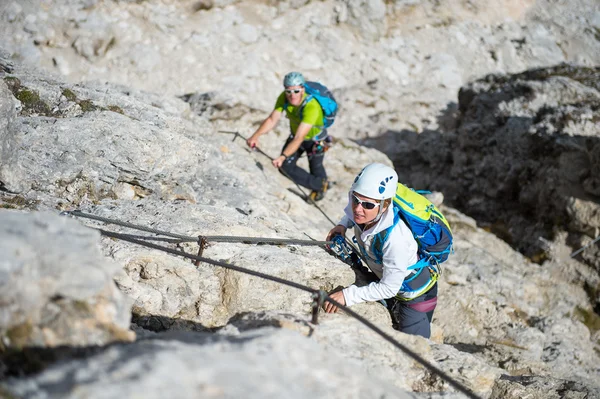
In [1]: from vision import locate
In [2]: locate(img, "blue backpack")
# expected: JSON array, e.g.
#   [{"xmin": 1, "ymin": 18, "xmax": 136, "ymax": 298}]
[
  {"xmin": 302, "ymin": 81, "xmax": 338, "ymax": 129},
  {"xmin": 304, "ymin": 82, "xmax": 338, "ymax": 129}
]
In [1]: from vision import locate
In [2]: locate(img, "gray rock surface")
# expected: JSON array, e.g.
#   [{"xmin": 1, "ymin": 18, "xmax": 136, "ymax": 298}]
[
  {"xmin": 0, "ymin": 211, "xmax": 134, "ymax": 350},
  {"xmin": 1, "ymin": 0, "xmax": 598, "ymax": 137},
  {"xmin": 3, "ymin": 327, "xmax": 417, "ymax": 399},
  {"xmin": 1, "ymin": 54, "xmax": 599, "ymax": 398},
  {"xmin": 1, "ymin": 0, "xmax": 600, "ymax": 398},
  {"xmin": 387, "ymin": 65, "xmax": 600, "ymax": 275}
]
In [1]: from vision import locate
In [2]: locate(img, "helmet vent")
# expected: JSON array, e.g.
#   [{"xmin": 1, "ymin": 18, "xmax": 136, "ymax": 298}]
[{"xmin": 378, "ymin": 176, "xmax": 394, "ymax": 194}]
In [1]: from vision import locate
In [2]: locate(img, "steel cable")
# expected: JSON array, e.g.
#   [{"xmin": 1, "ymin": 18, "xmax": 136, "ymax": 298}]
[
  {"xmin": 59, "ymin": 131, "xmax": 480, "ymax": 397},
  {"xmin": 65, "ymin": 210, "xmax": 197, "ymax": 240},
  {"xmin": 97, "ymin": 228, "xmax": 481, "ymax": 399},
  {"xmin": 218, "ymin": 130, "xmax": 365, "ymax": 262},
  {"xmin": 218, "ymin": 130, "xmax": 337, "ymax": 226},
  {"xmin": 65, "ymin": 211, "xmax": 332, "ymax": 247},
  {"xmin": 570, "ymin": 234, "xmax": 600, "ymax": 257}
]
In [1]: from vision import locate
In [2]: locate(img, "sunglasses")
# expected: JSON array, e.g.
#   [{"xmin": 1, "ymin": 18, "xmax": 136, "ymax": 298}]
[
  {"xmin": 352, "ymin": 194, "xmax": 380, "ymax": 210},
  {"xmin": 285, "ymin": 89, "xmax": 302, "ymax": 94}
]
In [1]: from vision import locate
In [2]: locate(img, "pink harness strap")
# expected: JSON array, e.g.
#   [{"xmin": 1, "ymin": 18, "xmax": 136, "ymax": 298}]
[{"xmin": 407, "ymin": 297, "xmax": 437, "ymax": 313}]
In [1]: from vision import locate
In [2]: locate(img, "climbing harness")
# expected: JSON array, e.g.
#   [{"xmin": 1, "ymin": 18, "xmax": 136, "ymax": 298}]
[{"xmin": 309, "ymin": 136, "xmax": 334, "ymax": 156}]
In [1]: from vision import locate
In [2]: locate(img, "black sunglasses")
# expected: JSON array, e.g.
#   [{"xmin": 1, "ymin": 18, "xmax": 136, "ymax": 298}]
[
  {"xmin": 352, "ymin": 194, "xmax": 380, "ymax": 210},
  {"xmin": 285, "ymin": 89, "xmax": 302, "ymax": 94}
]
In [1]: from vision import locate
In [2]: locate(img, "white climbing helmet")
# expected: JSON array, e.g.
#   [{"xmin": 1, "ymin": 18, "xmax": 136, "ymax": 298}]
[{"xmin": 351, "ymin": 163, "xmax": 398, "ymax": 200}]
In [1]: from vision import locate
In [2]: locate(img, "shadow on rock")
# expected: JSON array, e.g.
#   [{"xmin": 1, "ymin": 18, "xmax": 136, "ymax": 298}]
[
  {"xmin": 132, "ymin": 311, "xmax": 211, "ymax": 334},
  {"xmin": 0, "ymin": 342, "xmax": 120, "ymax": 380},
  {"xmin": 359, "ymin": 64, "xmax": 600, "ymax": 274}
]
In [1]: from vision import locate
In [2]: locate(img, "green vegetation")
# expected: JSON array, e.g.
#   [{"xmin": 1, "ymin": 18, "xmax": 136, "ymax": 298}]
[
  {"xmin": 3, "ymin": 77, "xmax": 124, "ymax": 117},
  {"xmin": 72, "ymin": 300, "xmax": 92, "ymax": 313},
  {"xmin": 16, "ymin": 88, "xmax": 52, "ymax": 115},
  {"xmin": 0, "ymin": 195, "xmax": 39, "ymax": 210},
  {"xmin": 6, "ymin": 322, "xmax": 33, "ymax": 349},
  {"xmin": 62, "ymin": 87, "xmax": 126, "ymax": 116},
  {"xmin": 62, "ymin": 88, "xmax": 77, "ymax": 101},
  {"xmin": 108, "ymin": 105, "xmax": 124, "ymax": 114},
  {"xmin": 79, "ymin": 99, "xmax": 97, "ymax": 112},
  {"xmin": 6, "ymin": 196, "xmax": 25, "ymax": 206},
  {"xmin": 574, "ymin": 306, "xmax": 600, "ymax": 337},
  {"xmin": 3, "ymin": 77, "xmax": 53, "ymax": 116},
  {"xmin": 16, "ymin": 88, "xmax": 39, "ymax": 104}
]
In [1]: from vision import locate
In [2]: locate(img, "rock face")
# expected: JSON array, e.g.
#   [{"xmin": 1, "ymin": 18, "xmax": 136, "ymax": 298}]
[
  {"xmin": 1, "ymin": 53, "xmax": 599, "ymax": 398},
  {"xmin": 0, "ymin": 211, "xmax": 134, "ymax": 351},
  {"xmin": 1, "ymin": 0, "xmax": 599, "ymax": 136},
  {"xmin": 1, "ymin": 0, "xmax": 600, "ymax": 398},
  {"xmin": 4, "ymin": 327, "xmax": 416, "ymax": 399},
  {"xmin": 388, "ymin": 65, "xmax": 600, "ymax": 275}
]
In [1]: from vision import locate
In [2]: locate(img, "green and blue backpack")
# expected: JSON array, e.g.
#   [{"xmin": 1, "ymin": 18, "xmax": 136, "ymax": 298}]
[{"xmin": 367, "ymin": 183, "xmax": 453, "ymax": 300}]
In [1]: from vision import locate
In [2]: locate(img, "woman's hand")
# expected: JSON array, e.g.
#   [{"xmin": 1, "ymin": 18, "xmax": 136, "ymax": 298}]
[
  {"xmin": 324, "ymin": 290, "xmax": 346, "ymax": 313},
  {"xmin": 326, "ymin": 225, "xmax": 347, "ymax": 241}
]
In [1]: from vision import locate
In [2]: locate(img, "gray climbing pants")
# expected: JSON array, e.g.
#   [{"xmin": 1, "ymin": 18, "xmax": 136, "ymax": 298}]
[{"xmin": 388, "ymin": 284, "xmax": 438, "ymax": 339}]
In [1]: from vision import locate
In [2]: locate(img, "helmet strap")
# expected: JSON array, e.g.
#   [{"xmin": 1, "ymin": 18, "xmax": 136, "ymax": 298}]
[{"xmin": 374, "ymin": 199, "xmax": 385, "ymax": 222}]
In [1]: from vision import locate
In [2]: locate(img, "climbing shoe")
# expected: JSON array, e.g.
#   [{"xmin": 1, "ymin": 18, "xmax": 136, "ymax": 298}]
[{"xmin": 308, "ymin": 179, "xmax": 328, "ymax": 202}]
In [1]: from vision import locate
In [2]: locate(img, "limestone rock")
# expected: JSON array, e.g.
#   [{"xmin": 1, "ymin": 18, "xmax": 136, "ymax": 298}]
[{"xmin": 0, "ymin": 211, "xmax": 134, "ymax": 350}]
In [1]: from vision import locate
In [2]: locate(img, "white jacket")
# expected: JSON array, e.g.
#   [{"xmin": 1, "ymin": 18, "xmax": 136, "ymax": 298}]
[{"xmin": 338, "ymin": 199, "xmax": 419, "ymax": 307}]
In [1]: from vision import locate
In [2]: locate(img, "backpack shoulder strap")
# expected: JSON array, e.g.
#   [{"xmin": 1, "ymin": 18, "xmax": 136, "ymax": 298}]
[
  {"xmin": 371, "ymin": 206, "xmax": 401, "ymax": 264},
  {"xmin": 300, "ymin": 95, "xmax": 313, "ymax": 114}
]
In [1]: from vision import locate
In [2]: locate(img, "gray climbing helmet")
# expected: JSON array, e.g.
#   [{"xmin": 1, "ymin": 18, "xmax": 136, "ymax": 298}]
[{"xmin": 283, "ymin": 72, "xmax": 305, "ymax": 87}]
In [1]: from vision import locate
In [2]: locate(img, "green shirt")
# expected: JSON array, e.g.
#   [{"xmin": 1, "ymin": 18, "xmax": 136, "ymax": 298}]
[{"xmin": 274, "ymin": 91, "xmax": 324, "ymax": 141}]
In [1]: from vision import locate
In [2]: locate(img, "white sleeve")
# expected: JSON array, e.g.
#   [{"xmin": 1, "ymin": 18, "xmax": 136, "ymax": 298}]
[{"xmin": 342, "ymin": 224, "xmax": 418, "ymax": 307}]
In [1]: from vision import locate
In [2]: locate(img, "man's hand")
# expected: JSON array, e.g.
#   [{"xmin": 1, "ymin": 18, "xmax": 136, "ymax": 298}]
[
  {"xmin": 246, "ymin": 136, "xmax": 259, "ymax": 149},
  {"xmin": 324, "ymin": 290, "xmax": 346, "ymax": 313},
  {"xmin": 326, "ymin": 225, "xmax": 347, "ymax": 241},
  {"xmin": 272, "ymin": 155, "xmax": 286, "ymax": 168}
]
